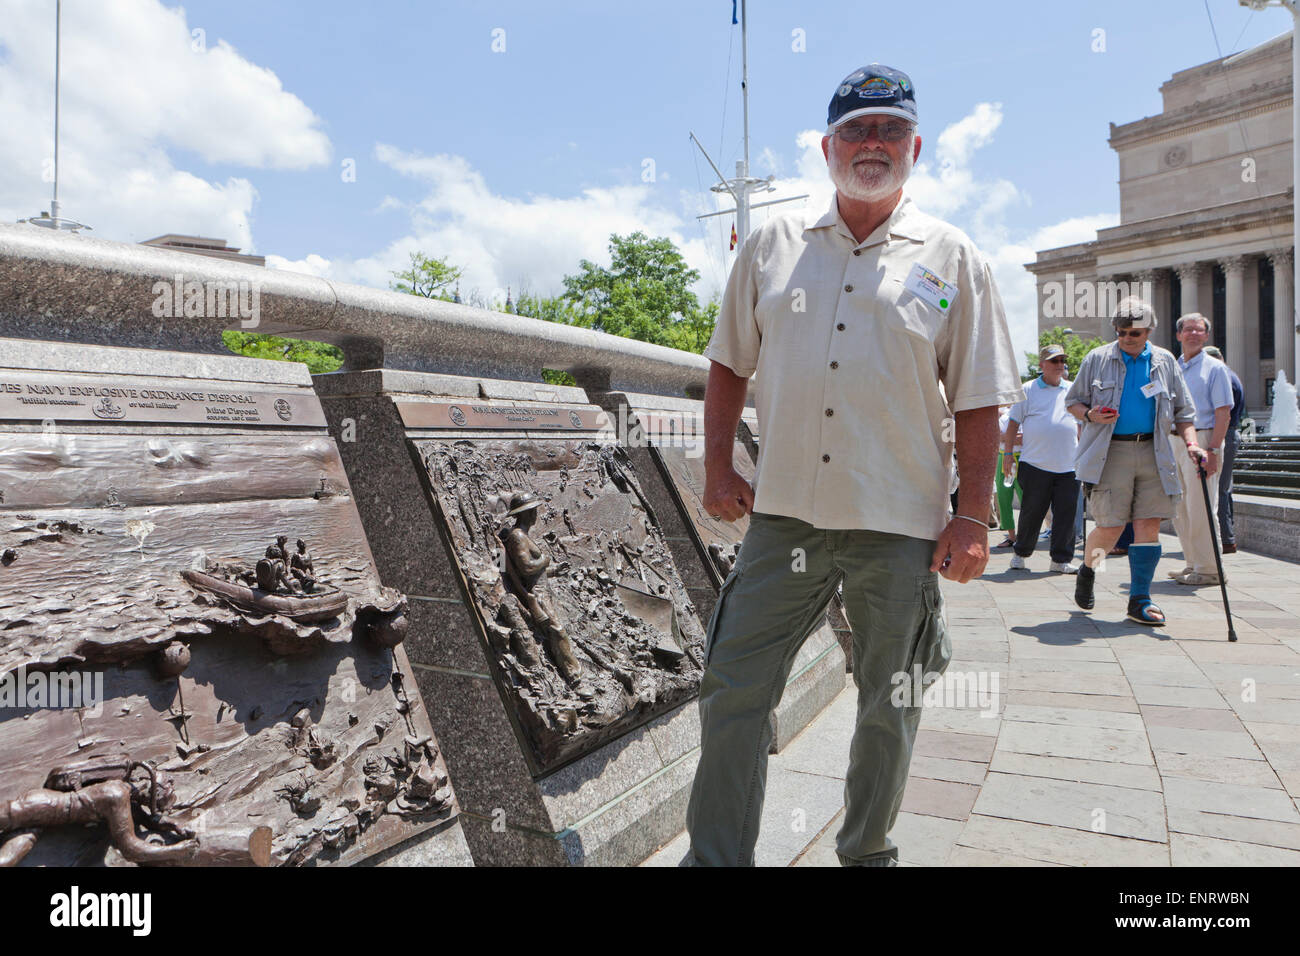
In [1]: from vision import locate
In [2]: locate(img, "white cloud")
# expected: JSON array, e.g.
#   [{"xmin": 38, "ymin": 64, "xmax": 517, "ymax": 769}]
[
  {"xmin": 280, "ymin": 142, "xmax": 704, "ymax": 307},
  {"xmin": 264, "ymin": 103, "xmax": 1115, "ymax": 367},
  {"xmin": 747, "ymin": 105, "xmax": 1117, "ymax": 367},
  {"xmin": 0, "ymin": 0, "xmax": 330, "ymax": 247}
]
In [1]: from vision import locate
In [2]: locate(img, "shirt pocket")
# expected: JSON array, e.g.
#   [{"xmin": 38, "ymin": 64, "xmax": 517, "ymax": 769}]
[
  {"xmin": 882, "ymin": 275, "xmax": 944, "ymax": 344},
  {"xmin": 1091, "ymin": 378, "xmax": 1120, "ymax": 409}
]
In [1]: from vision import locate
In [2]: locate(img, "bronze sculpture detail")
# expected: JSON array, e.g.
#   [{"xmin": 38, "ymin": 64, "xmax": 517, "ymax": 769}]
[{"xmin": 418, "ymin": 438, "xmax": 706, "ymax": 772}]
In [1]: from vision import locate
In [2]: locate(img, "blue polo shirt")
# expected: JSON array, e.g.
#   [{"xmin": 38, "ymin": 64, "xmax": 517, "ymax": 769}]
[{"xmin": 1114, "ymin": 342, "xmax": 1156, "ymax": 435}]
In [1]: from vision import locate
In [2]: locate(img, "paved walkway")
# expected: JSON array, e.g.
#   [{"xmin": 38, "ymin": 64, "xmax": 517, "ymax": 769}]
[{"xmin": 645, "ymin": 533, "xmax": 1300, "ymax": 866}]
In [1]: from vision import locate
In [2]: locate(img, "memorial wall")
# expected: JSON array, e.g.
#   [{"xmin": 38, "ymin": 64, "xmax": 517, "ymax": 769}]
[{"xmin": 0, "ymin": 222, "xmax": 849, "ymax": 866}]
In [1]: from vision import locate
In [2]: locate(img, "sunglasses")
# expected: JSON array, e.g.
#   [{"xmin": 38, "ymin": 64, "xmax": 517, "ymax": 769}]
[
  {"xmin": 834, "ymin": 121, "xmax": 915, "ymax": 143},
  {"xmin": 1044, "ymin": 357, "xmax": 1067, "ymax": 364},
  {"xmin": 1117, "ymin": 329, "xmax": 1148, "ymax": 339}
]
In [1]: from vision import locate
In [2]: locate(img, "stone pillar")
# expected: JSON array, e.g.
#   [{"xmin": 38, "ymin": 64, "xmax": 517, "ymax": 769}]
[
  {"xmin": 1243, "ymin": 257, "xmax": 1262, "ymax": 407},
  {"xmin": 1135, "ymin": 270, "xmax": 1168, "ymax": 349},
  {"xmin": 1270, "ymin": 248, "xmax": 1296, "ymax": 387},
  {"xmin": 1222, "ymin": 256, "xmax": 1247, "ymax": 373},
  {"xmin": 1175, "ymin": 262, "xmax": 1202, "ymax": 320}
]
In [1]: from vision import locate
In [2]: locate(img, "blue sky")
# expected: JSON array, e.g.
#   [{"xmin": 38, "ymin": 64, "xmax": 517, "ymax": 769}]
[{"xmin": 0, "ymin": 0, "xmax": 1291, "ymax": 360}]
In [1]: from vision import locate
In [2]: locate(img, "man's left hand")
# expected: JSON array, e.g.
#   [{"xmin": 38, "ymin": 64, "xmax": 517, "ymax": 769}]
[
  {"xmin": 930, "ymin": 518, "xmax": 989, "ymax": 583},
  {"xmin": 1189, "ymin": 443, "xmax": 1216, "ymax": 477}
]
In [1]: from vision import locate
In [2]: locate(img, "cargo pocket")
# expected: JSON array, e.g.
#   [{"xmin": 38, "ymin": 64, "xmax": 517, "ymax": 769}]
[
  {"xmin": 902, "ymin": 578, "xmax": 950, "ymax": 705},
  {"xmin": 1087, "ymin": 486, "xmax": 1111, "ymax": 526},
  {"xmin": 703, "ymin": 563, "xmax": 744, "ymax": 667}
]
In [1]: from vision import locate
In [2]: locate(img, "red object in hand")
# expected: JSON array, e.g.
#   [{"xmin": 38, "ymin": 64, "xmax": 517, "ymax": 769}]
[{"xmin": 1097, "ymin": 406, "xmax": 1117, "ymax": 415}]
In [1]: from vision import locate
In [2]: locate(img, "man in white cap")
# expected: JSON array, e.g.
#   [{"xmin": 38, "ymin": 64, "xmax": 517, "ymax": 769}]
[
  {"xmin": 1004, "ymin": 343, "xmax": 1081, "ymax": 573},
  {"xmin": 687, "ymin": 63, "xmax": 1023, "ymax": 866},
  {"xmin": 1065, "ymin": 298, "xmax": 1203, "ymax": 625}
]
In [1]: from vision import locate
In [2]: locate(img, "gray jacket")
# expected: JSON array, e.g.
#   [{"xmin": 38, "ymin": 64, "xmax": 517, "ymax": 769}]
[{"xmin": 1064, "ymin": 341, "xmax": 1197, "ymax": 497}]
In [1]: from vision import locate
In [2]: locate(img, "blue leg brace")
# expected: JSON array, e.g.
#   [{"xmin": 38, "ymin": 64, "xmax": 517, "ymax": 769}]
[{"xmin": 1127, "ymin": 543, "xmax": 1161, "ymax": 599}]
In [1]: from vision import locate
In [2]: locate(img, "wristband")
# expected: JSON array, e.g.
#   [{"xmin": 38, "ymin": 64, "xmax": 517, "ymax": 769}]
[{"xmin": 954, "ymin": 514, "xmax": 989, "ymax": 529}]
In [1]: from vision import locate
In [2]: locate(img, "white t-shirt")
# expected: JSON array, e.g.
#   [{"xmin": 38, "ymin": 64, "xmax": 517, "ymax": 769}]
[{"xmin": 1007, "ymin": 376, "xmax": 1079, "ymax": 474}]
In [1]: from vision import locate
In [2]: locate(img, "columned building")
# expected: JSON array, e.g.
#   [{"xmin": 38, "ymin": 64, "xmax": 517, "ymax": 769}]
[{"xmin": 1027, "ymin": 32, "xmax": 1295, "ymax": 411}]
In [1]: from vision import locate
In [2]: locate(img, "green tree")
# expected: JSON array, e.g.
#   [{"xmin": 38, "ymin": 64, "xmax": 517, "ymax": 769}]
[
  {"xmin": 222, "ymin": 331, "xmax": 343, "ymax": 374},
  {"xmin": 560, "ymin": 233, "xmax": 716, "ymax": 353},
  {"xmin": 1028, "ymin": 325, "xmax": 1107, "ymax": 381},
  {"xmin": 390, "ymin": 251, "xmax": 463, "ymax": 300}
]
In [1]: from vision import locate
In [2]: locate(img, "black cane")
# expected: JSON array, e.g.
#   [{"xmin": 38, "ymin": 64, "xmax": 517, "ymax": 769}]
[{"xmin": 1198, "ymin": 462, "xmax": 1237, "ymax": 643}]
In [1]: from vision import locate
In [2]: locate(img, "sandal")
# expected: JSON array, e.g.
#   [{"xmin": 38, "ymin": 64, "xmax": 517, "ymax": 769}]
[
  {"xmin": 1127, "ymin": 596, "xmax": 1166, "ymax": 627},
  {"xmin": 994, "ymin": 536, "xmax": 1016, "ymax": 549}
]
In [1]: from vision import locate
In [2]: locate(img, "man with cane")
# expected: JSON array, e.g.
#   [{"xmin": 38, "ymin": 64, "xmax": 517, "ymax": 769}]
[
  {"xmin": 1167, "ymin": 314, "xmax": 1233, "ymax": 586},
  {"xmin": 1065, "ymin": 298, "xmax": 1202, "ymax": 626}
]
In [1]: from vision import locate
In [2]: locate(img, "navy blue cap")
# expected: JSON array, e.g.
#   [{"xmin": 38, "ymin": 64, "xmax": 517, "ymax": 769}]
[{"xmin": 827, "ymin": 65, "xmax": 917, "ymax": 128}]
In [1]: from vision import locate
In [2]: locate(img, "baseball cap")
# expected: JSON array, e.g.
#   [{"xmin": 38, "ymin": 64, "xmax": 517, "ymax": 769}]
[
  {"xmin": 828, "ymin": 65, "xmax": 918, "ymax": 128},
  {"xmin": 1039, "ymin": 344, "xmax": 1066, "ymax": 362}
]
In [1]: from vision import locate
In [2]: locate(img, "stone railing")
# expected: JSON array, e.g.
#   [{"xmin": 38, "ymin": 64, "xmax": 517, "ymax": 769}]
[{"xmin": 0, "ymin": 223, "xmax": 711, "ymax": 397}]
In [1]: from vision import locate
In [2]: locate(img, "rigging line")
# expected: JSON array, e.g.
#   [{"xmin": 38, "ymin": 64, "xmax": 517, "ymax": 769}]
[
  {"xmin": 719, "ymin": 17, "xmax": 736, "ymax": 171},
  {"xmin": 1231, "ymin": 7, "xmax": 1257, "ymax": 53},
  {"xmin": 1199, "ymin": 0, "xmax": 1287, "ymax": 255},
  {"xmin": 691, "ymin": 140, "xmax": 724, "ymax": 291}
]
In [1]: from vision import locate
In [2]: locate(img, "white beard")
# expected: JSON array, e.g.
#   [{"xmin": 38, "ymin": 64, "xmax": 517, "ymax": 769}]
[{"xmin": 829, "ymin": 140, "xmax": 913, "ymax": 202}]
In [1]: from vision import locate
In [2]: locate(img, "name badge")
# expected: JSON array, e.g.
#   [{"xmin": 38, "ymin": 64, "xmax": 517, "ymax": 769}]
[
  {"xmin": 1140, "ymin": 381, "xmax": 1164, "ymax": 399},
  {"xmin": 903, "ymin": 263, "xmax": 957, "ymax": 313}
]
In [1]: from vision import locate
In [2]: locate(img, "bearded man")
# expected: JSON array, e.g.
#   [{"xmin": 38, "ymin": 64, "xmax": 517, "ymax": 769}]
[{"xmin": 686, "ymin": 64, "xmax": 1023, "ymax": 866}]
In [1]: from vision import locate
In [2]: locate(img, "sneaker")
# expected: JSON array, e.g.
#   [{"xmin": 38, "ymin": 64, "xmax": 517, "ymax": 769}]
[
  {"xmin": 1050, "ymin": 561, "xmax": 1079, "ymax": 574},
  {"xmin": 1167, "ymin": 566, "xmax": 1193, "ymax": 579},
  {"xmin": 1009, "ymin": 554, "xmax": 1027, "ymax": 570},
  {"xmin": 1174, "ymin": 571, "xmax": 1222, "ymax": 586}
]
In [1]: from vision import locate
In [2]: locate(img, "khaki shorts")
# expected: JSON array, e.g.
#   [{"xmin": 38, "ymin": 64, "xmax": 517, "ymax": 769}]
[{"xmin": 1087, "ymin": 438, "xmax": 1175, "ymax": 527}]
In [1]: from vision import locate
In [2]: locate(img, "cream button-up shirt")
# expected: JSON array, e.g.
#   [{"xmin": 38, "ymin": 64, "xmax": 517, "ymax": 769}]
[{"xmin": 704, "ymin": 195, "xmax": 1024, "ymax": 540}]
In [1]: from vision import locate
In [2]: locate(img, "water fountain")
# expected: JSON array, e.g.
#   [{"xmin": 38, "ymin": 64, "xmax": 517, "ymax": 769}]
[{"xmin": 1269, "ymin": 370, "xmax": 1300, "ymax": 436}]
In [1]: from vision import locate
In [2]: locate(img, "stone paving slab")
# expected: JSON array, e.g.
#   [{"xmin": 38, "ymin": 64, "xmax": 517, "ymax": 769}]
[
  {"xmin": 972, "ymin": 772, "xmax": 1167, "ymax": 841},
  {"xmin": 955, "ymin": 814, "xmax": 1170, "ymax": 866},
  {"xmin": 1170, "ymin": 833, "xmax": 1300, "ymax": 866},
  {"xmin": 1167, "ymin": 808, "xmax": 1300, "ymax": 851},
  {"xmin": 642, "ymin": 533, "xmax": 1300, "ymax": 867},
  {"xmin": 995, "ymin": 721, "xmax": 1154, "ymax": 766},
  {"xmin": 989, "ymin": 751, "xmax": 1163, "ymax": 791},
  {"xmin": 1154, "ymin": 752, "xmax": 1285, "ymax": 788}
]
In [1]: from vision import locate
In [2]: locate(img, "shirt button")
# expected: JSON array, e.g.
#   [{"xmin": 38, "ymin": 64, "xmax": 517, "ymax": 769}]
[
  {"xmin": 853, "ymin": 249, "xmax": 861, "ymax": 256},
  {"xmin": 822, "ymin": 454, "xmax": 830, "ymax": 463},
  {"xmin": 829, "ymin": 361, "xmax": 839, "ymax": 369},
  {"xmin": 844, "ymin": 284, "xmax": 854, "ymax": 292},
  {"xmin": 837, "ymin": 323, "xmax": 846, "ymax": 331},
  {"xmin": 825, "ymin": 408, "xmax": 834, "ymax": 417}
]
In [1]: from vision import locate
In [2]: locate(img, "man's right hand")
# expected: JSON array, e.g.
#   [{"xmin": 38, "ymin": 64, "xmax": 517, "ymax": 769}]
[
  {"xmin": 1001, "ymin": 454, "xmax": 1013, "ymax": 477},
  {"xmin": 703, "ymin": 466, "xmax": 755, "ymax": 522}
]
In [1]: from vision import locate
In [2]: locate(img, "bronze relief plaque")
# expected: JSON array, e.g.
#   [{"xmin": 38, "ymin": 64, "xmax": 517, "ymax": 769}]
[
  {"xmin": 0, "ymin": 429, "xmax": 453, "ymax": 867},
  {"xmin": 413, "ymin": 436, "xmax": 705, "ymax": 774}
]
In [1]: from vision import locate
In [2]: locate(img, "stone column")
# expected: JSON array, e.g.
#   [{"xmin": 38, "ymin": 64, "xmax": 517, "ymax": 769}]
[
  {"xmin": 1175, "ymin": 262, "xmax": 1202, "ymax": 319},
  {"xmin": 1270, "ymin": 248, "xmax": 1296, "ymax": 386},
  {"xmin": 1222, "ymin": 256, "xmax": 1247, "ymax": 372},
  {"xmin": 1135, "ymin": 270, "xmax": 1167, "ymax": 348}
]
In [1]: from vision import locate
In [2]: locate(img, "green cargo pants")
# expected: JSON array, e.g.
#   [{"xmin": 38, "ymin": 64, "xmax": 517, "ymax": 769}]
[{"xmin": 686, "ymin": 512, "xmax": 951, "ymax": 866}]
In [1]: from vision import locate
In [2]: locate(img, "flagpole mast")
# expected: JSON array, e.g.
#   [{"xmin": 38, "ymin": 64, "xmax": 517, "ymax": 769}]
[
  {"xmin": 691, "ymin": 0, "xmax": 805, "ymax": 249},
  {"xmin": 738, "ymin": 0, "xmax": 750, "ymax": 243},
  {"xmin": 21, "ymin": 0, "xmax": 90, "ymax": 231}
]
